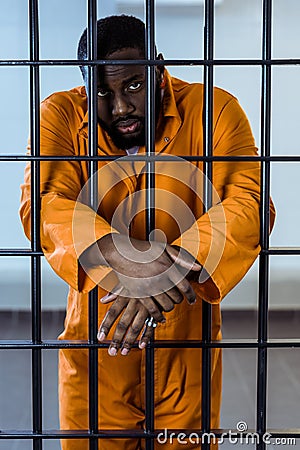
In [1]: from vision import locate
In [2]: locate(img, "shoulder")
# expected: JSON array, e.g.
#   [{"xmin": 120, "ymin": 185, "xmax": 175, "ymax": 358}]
[
  {"xmin": 170, "ymin": 75, "xmax": 237, "ymax": 112},
  {"xmin": 41, "ymin": 86, "xmax": 87, "ymax": 122}
]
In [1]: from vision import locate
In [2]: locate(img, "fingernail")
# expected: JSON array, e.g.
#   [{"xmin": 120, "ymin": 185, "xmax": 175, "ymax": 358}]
[
  {"xmin": 121, "ymin": 348, "xmax": 129, "ymax": 356},
  {"xmin": 100, "ymin": 293, "xmax": 111, "ymax": 303},
  {"xmin": 98, "ymin": 331, "xmax": 106, "ymax": 341},
  {"xmin": 108, "ymin": 347, "xmax": 117, "ymax": 356}
]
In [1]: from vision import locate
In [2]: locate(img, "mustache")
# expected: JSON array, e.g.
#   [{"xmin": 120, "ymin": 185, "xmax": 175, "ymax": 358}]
[{"xmin": 112, "ymin": 115, "xmax": 144, "ymax": 127}]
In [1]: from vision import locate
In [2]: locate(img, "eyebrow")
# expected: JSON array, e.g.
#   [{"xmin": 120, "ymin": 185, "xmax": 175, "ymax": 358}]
[
  {"xmin": 98, "ymin": 73, "xmax": 145, "ymax": 90},
  {"xmin": 122, "ymin": 74, "xmax": 145, "ymax": 86}
]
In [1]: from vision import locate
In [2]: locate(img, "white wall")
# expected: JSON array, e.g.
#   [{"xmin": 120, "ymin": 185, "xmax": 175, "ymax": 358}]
[{"xmin": 0, "ymin": 0, "xmax": 299, "ymax": 309}]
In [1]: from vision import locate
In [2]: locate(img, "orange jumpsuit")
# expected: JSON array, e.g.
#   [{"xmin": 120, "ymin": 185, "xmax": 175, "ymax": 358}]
[{"xmin": 20, "ymin": 71, "xmax": 275, "ymax": 449}]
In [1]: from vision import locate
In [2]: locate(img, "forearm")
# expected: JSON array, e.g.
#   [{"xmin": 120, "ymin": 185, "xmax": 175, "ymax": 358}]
[
  {"xmin": 79, "ymin": 233, "xmax": 116, "ymax": 268},
  {"xmin": 79, "ymin": 233, "xmax": 153, "ymax": 269}
]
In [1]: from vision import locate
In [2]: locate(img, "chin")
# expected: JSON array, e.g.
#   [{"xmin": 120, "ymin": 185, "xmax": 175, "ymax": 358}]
[{"xmin": 111, "ymin": 132, "xmax": 146, "ymax": 150}]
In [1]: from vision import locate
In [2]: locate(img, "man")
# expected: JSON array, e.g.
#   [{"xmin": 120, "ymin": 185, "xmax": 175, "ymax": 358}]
[{"xmin": 20, "ymin": 15, "xmax": 275, "ymax": 450}]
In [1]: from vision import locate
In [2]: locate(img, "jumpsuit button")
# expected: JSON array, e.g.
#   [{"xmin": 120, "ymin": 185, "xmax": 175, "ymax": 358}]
[{"xmin": 164, "ymin": 137, "xmax": 170, "ymax": 143}]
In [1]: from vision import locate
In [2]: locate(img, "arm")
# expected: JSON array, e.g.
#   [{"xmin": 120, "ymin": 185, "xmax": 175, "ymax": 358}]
[
  {"xmin": 173, "ymin": 95, "xmax": 276, "ymax": 303},
  {"xmin": 20, "ymin": 94, "xmax": 114, "ymax": 291}
]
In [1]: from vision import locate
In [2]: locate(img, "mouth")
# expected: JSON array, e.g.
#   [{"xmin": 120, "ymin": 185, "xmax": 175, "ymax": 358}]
[{"xmin": 115, "ymin": 119, "xmax": 141, "ymax": 135}]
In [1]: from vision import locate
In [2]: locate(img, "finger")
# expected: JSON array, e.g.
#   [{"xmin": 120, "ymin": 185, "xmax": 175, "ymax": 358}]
[
  {"xmin": 152, "ymin": 292, "xmax": 176, "ymax": 311},
  {"xmin": 138, "ymin": 318, "xmax": 156, "ymax": 349},
  {"xmin": 97, "ymin": 297, "xmax": 128, "ymax": 342},
  {"xmin": 168, "ymin": 267, "xmax": 197, "ymax": 305},
  {"xmin": 185, "ymin": 269, "xmax": 201, "ymax": 282},
  {"xmin": 121, "ymin": 308, "xmax": 149, "ymax": 356},
  {"xmin": 165, "ymin": 244, "xmax": 202, "ymax": 271},
  {"xmin": 162, "ymin": 287, "xmax": 184, "ymax": 305},
  {"xmin": 108, "ymin": 298, "xmax": 140, "ymax": 355},
  {"xmin": 100, "ymin": 283, "xmax": 124, "ymax": 303},
  {"xmin": 100, "ymin": 292, "xmax": 118, "ymax": 303},
  {"xmin": 140, "ymin": 297, "xmax": 166, "ymax": 323}
]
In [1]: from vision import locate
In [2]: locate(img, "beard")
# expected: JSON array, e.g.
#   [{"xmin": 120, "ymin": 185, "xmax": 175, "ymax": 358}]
[{"xmin": 98, "ymin": 115, "xmax": 146, "ymax": 150}]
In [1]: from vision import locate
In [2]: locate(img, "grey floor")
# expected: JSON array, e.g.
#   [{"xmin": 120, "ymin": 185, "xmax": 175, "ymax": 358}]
[{"xmin": 0, "ymin": 310, "xmax": 299, "ymax": 449}]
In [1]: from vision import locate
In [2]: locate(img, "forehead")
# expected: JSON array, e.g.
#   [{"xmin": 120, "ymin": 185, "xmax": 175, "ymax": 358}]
[{"xmin": 98, "ymin": 47, "xmax": 145, "ymax": 85}]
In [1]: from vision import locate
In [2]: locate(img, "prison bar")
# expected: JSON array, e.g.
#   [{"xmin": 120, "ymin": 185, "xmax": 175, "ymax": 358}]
[
  {"xmin": 1, "ymin": 338, "xmax": 300, "ymax": 351},
  {"xmin": 86, "ymin": 1, "xmax": 99, "ymax": 449},
  {"xmin": 3, "ymin": 154, "xmax": 300, "ymax": 161},
  {"xmin": 256, "ymin": 1, "xmax": 272, "ymax": 448},
  {"xmin": 144, "ymin": 0, "xmax": 156, "ymax": 448},
  {"xmin": 201, "ymin": 0, "xmax": 214, "ymax": 448},
  {"xmin": 29, "ymin": 1, "xmax": 43, "ymax": 450},
  {"xmin": 2, "ymin": 57, "xmax": 300, "ymax": 66}
]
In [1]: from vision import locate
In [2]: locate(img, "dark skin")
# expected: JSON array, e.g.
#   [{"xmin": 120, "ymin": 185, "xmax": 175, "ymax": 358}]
[
  {"xmin": 97, "ymin": 47, "xmax": 156, "ymax": 150},
  {"xmin": 80, "ymin": 48, "xmax": 202, "ymax": 356}
]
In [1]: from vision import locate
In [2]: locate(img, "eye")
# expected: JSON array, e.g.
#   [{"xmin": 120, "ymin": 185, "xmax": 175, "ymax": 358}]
[
  {"xmin": 127, "ymin": 81, "xmax": 142, "ymax": 92},
  {"xmin": 97, "ymin": 88, "xmax": 110, "ymax": 97}
]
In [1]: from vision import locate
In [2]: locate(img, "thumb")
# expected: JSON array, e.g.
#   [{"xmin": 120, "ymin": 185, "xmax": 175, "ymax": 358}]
[{"xmin": 165, "ymin": 245, "xmax": 202, "ymax": 271}]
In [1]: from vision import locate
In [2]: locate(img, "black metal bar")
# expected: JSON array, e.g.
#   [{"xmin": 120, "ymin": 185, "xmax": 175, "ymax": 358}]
[
  {"xmin": 256, "ymin": 1, "xmax": 272, "ymax": 449},
  {"xmin": 201, "ymin": 1, "xmax": 214, "ymax": 448},
  {"xmin": 145, "ymin": 3, "xmax": 156, "ymax": 238},
  {"xmin": 0, "ymin": 249, "xmax": 44, "ymax": 255},
  {"xmin": 262, "ymin": 247, "xmax": 300, "ymax": 254},
  {"xmin": 3, "ymin": 154, "xmax": 300, "ymax": 162},
  {"xmin": 2, "ymin": 57, "xmax": 300, "ymax": 66},
  {"xmin": 3, "ymin": 246, "xmax": 300, "ymax": 257},
  {"xmin": 0, "ymin": 428, "xmax": 299, "ymax": 440},
  {"xmin": 29, "ymin": 1, "xmax": 42, "ymax": 449},
  {"xmin": 145, "ymin": 1, "xmax": 156, "ymax": 449},
  {"xmin": 86, "ymin": 1, "xmax": 99, "ymax": 449},
  {"xmin": 2, "ymin": 338, "xmax": 300, "ymax": 350}
]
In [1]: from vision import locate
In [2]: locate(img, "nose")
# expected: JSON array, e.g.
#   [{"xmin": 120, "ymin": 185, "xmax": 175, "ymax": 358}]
[{"xmin": 112, "ymin": 93, "xmax": 134, "ymax": 118}]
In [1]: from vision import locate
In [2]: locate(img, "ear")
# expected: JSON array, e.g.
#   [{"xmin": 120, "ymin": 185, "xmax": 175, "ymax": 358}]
[{"xmin": 156, "ymin": 53, "xmax": 165, "ymax": 87}]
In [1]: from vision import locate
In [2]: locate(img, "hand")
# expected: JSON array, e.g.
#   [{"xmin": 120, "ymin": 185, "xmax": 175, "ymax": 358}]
[
  {"xmin": 98, "ymin": 285, "xmax": 187, "ymax": 356},
  {"xmin": 95, "ymin": 236, "xmax": 202, "ymax": 355},
  {"xmin": 98, "ymin": 296, "xmax": 158, "ymax": 356},
  {"xmin": 97, "ymin": 233, "xmax": 201, "ymax": 302}
]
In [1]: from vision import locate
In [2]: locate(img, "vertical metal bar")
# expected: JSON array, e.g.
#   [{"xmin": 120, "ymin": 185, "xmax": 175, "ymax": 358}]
[
  {"xmin": 145, "ymin": 1, "xmax": 156, "ymax": 449},
  {"xmin": 257, "ymin": 1, "xmax": 272, "ymax": 449},
  {"xmin": 87, "ymin": 1, "xmax": 99, "ymax": 449},
  {"xmin": 29, "ymin": 0, "xmax": 42, "ymax": 449},
  {"xmin": 201, "ymin": 1, "xmax": 214, "ymax": 448},
  {"xmin": 145, "ymin": 0, "xmax": 156, "ymax": 241}
]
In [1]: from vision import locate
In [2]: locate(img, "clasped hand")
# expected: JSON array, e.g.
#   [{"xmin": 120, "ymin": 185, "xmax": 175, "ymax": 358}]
[{"xmin": 91, "ymin": 234, "xmax": 201, "ymax": 356}]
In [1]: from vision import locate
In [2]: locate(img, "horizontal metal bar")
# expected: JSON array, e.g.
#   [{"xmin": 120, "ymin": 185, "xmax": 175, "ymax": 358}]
[
  {"xmin": 0, "ymin": 430, "xmax": 152, "ymax": 439},
  {"xmin": 0, "ymin": 428, "xmax": 299, "ymax": 439},
  {"xmin": 2, "ymin": 154, "xmax": 300, "ymax": 162},
  {"xmin": 0, "ymin": 248, "xmax": 299, "ymax": 261},
  {"xmin": 1, "ymin": 339, "xmax": 300, "ymax": 350},
  {"xmin": 1, "ymin": 247, "xmax": 299, "ymax": 257},
  {"xmin": 1, "ymin": 58, "xmax": 300, "ymax": 67},
  {"xmin": 263, "ymin": 247, "xmax": 300, "ymax": 255},
  {"xmin": 0, "ymin": 249, "xmax": 43, "ymax": 256}
]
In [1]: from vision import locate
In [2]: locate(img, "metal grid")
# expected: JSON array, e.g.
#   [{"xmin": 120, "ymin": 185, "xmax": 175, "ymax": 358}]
[{"xmin": 0, "ymin": 0, "xmax": 300, "ymax": 449}]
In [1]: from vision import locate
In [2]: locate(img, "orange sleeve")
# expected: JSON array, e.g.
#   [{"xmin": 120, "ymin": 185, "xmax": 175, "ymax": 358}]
[
  {"xmin": 173, "ymin": 96, "xmax": 276, "ymax": 304},
  {"xmin": 19, "ymin": 97, "xmax": 115, "ymax": 293}
]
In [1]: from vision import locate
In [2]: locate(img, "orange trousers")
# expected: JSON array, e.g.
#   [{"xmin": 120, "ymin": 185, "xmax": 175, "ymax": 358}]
[{"xmin": 58, "ymin": 299, "xmax": 222, "ymax": 450}]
